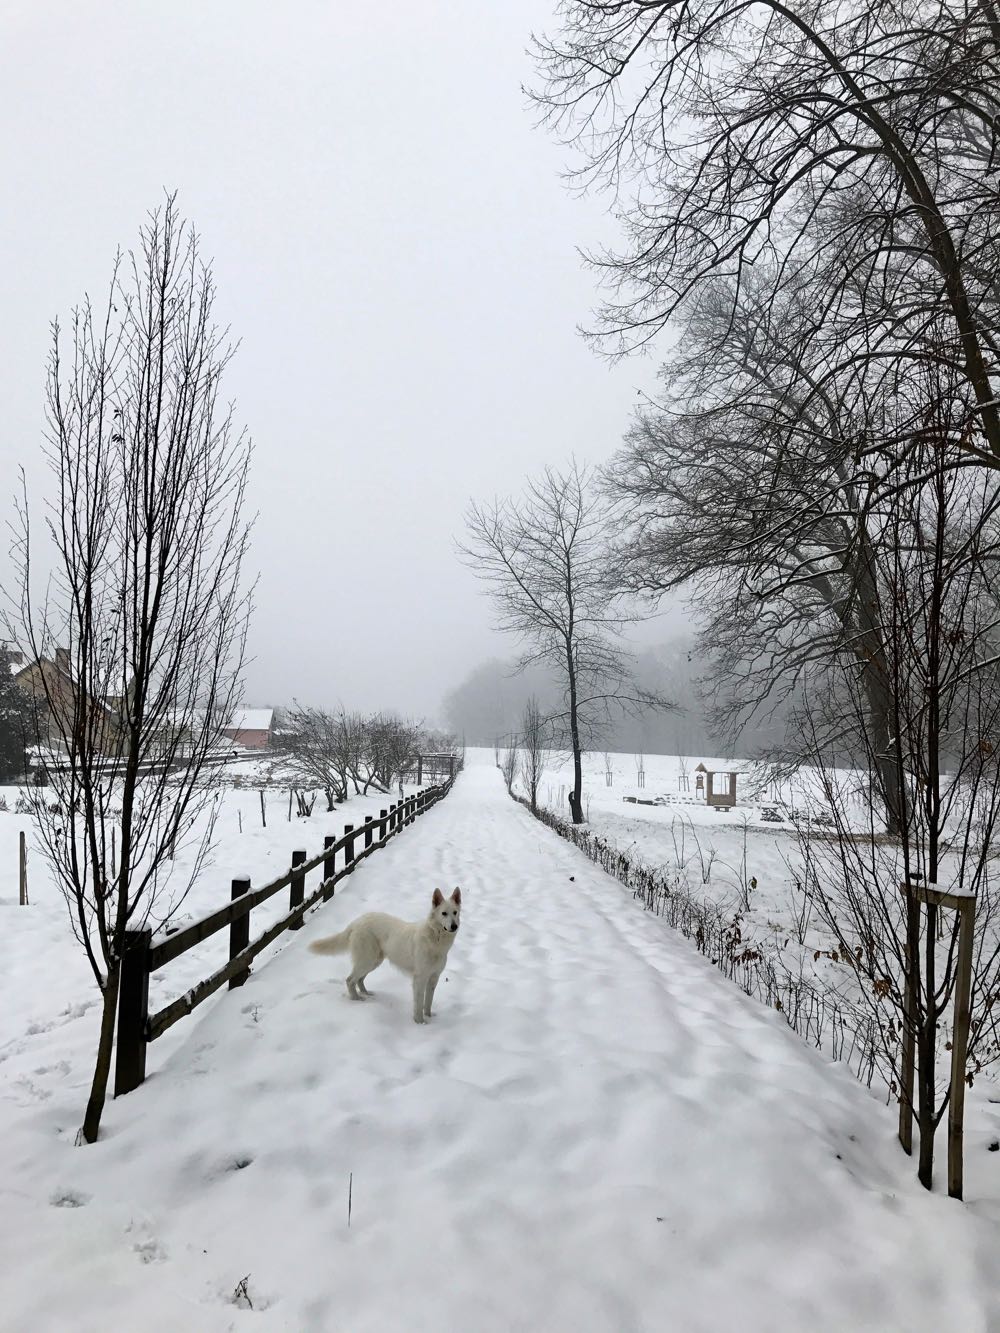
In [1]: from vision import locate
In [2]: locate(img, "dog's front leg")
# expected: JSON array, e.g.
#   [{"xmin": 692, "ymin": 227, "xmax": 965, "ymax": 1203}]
[
  {"xmin": 412, "ymin": 973, "xmax": 427, "ymax": 1024},
  {"xmin": 423, "ymin": 970, "xmax": 441, "ymax": 1018}
]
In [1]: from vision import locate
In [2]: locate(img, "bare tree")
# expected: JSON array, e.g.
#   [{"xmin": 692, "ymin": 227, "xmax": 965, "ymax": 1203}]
[
  {"xmin": 279, "ymin": 705, "xmax": 351, "ymax": 809},
  {"xmin": 8, "ymin": 197, "xmax": 253, "ymax": 1143},
  {"xmin": 605, "ymin": 275, "xmax": 907, "ymax": 830},
  {"xmin": 793, "ymin": 387, "xmax": 1000, "ymax": 1190},
  {"xmin": 278, "ymin": 707, "xmax": 426, "ymax": 805},
  {"xmin": 519, "ymin": 697, "xmax": 549, "ymax": 813},
  {"xmin": 461, "ymin": 460, "xmax": 672, "ymax": 823},
  {"xmin": 531, "ymin": 0, "xmax": 1000, "ymax": 471},
  {"xmin": 500, "ymin": 736, "xmax": 518, "ymax": 795},
  {"xmin": 366, "ymin": 712, "xmax": 422, "ymax": 792}
]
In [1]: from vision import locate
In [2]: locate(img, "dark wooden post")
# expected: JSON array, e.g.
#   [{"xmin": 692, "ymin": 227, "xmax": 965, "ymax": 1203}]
[
  {"xmin": 323, "ymin": 835, "xmax": 336, "ymax": 901},
  {"xmin": 364, "ymin": 817, "xmax": 374, "ymax": 850},
  {"xmin": 898, "ymin": 881, "xmax": 919, "ymax": 1155},
  {"xmin": 114, "ymin": 928, "xmax": 152, "ymax": 1095},
  {"xmin": 229, "ymin": 877, "xmax": 252, "ymax": 989},
  {"xmin": 948, "ymin": 895, "xmax": 977, "ymax": 1200},
  {"xmin": 449, "ymin": 753, "xmax": 455, "ymax": 779},
  {"xmin": 417, "ymin": 755, "xmax": 423, "ymax": 785},
  {"xmin": 344, "ymin": 824, "xmax": 355, "ymax": 870},
  {"xmin": 389, "ymin": 803, "xmax": 397, "ymax": 832},
  {"xmin": 379, "ymin": 808, "xmax": 388, "ymax": 841},
  {"xmin": 18, "ymin": 830, "xmax": 27, "ymax": 906},
  {"xmin": 289, "ymin": 849, "xmax": 307, "ymax": 929}
]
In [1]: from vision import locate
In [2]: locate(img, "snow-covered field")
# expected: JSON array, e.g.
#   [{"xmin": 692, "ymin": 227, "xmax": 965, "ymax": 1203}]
[{"xmin": 2, "ymin": 751, "xmax": 1000, "ymax": 1329}]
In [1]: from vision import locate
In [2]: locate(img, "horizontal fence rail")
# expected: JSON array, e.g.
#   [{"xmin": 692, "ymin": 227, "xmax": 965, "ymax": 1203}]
[{"xmin": 114, "ymin": 773, "xmax": 459, "ymax": 1097}]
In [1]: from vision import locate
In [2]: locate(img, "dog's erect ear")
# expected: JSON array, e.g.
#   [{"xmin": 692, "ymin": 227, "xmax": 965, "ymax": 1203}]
[
  {"xmin": 451, "ymin": 887, "xmax": 461, "ymax": 905},
  {"xmin": 432, "ymin": 888, "xmax": 444, "ymax": 907}
]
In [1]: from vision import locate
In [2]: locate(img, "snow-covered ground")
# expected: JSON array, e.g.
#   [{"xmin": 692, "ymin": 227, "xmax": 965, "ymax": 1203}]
[{"xmin": 2, "ymin": 751, "xmax": 1000, "ymax": 1329}]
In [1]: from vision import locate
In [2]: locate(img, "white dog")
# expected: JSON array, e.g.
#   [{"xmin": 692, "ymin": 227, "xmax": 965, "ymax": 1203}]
[{"xmin": 309, "ymin": 888, "xmax": 461, "ymax": 1024}]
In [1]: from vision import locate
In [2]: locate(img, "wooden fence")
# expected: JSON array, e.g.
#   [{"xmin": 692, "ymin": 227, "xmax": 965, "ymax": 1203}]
[{"xmin": 114, "ymin": 776, "xmax": 457, "ymax": 1097}]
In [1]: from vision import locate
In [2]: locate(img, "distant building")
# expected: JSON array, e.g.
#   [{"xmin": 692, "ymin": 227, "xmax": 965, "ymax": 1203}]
[
  {"xmin": 10, "ymin": 645, "xmax": 119, "ymax": 754},
  {"xmin": 223, "ymin": 707, "xmax": 273, "ymax": 750}
]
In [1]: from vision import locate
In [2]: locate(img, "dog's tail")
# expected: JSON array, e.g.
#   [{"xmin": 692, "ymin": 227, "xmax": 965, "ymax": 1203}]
[{"xmin": 308, "ymin": 927, "xmax": 353, "ymax": 956}]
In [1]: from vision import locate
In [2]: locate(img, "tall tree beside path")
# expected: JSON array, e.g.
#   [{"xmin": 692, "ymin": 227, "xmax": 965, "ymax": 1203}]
[
  {"xmin": 461, "ymin": 460, "xmax": 672, "ymax": 824},
  {"xmin": 531, "ymin": 0, "xmax": 1000, "ymax": 473},
  {"xmin": 604, "ymin": 275, "xmax": 908, "ymax": 831},
  {"xmin": 8, "ymin": 196, "xmax": 254, "ymax": 1144}
]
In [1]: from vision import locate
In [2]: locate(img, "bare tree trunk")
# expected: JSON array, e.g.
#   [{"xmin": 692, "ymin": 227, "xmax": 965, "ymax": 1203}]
[
  {"xmin": 866, "ymin": 676, "xmax": 905, "ymax": 838},
  {"xmin": 567, "ymin": 647, "xmax": 584, "ymax": 824},
  {"xmin": 81, "ymin": 962, "xmax": 120, "ymax": 1144}
]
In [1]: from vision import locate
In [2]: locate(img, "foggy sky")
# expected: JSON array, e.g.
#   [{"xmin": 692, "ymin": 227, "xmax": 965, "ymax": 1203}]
[{"xmin": 0, "ymin": 1, "xmax": 684, "ymax": 723}]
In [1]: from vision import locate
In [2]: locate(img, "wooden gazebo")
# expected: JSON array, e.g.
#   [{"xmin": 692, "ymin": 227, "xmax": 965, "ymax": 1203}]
[{"xmin": 695, "ymin": 763, "xmax": 738, "ymax": 810}]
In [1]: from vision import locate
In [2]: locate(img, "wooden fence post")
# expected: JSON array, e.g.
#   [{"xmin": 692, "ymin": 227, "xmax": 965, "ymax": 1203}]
[
  {"xmin": 114, "ymin": 928, "xmax": 152, "ymax": 1095},
  {"xmin": 449, "ymin": 754, "xmax": 455, "ymax": 779},
  {"xmin": 289, "ymin": 849, "xmax": 307, "ymax": 929},
  {"xmin": 323, "ymin": 835, "xmax": 336, "ymax": 901},
  {"xmin": 260, "ymin": 790, "xmax": 267, "ymax": 828},
  {"xmin": 948, "ymin": 896, "xmax": 976, "ymax": 1200},
  {"xmin": 344, "ymin": 824, "xmax": 355, "ymax": 871},
  {"xmin": 364, "ymin": 818, "xmax": 374, "ymax": 850},
  {"xmin": 229, "ymin": 877, "xmax": 252, "ymax": 988},
  {"xmin": 18, "ymin": 831, "xmax": 28, "ymax": 906},
  {"xmin": 389, "ymin": 803, "xmax": 397, "ymax": 833},
  {"xmin": 898, "ymin": 881, "xmax": 919, "ymax": 1155},
  {"xmin": 417, "ymin": 755, "xmax": 423, "ymax": 785},
  {"xmin": 380, "ymin": 808, "xmax": 388, "ymax": 841}
]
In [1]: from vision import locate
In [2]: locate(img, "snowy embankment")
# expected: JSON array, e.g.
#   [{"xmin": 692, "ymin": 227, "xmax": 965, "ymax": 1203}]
[{"xmin": 1, "ymin": 755, "xmax": 998, "ymax": 1330}]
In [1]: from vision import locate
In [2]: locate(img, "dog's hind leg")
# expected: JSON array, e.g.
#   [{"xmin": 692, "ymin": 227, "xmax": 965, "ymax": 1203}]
[{"xmin": 346, "ymin": 931, "xmax": 381, "ymax": 1001}]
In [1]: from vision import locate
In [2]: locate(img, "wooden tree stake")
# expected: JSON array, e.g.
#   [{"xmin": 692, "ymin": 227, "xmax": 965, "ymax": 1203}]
[{"xmin": 18, "ymin": 831, "xmax": 28, "ymax": 906}]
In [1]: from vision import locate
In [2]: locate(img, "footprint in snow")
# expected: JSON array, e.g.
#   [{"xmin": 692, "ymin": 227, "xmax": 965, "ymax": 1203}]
[
  {"xmin": 33, "ymin": 1060, "xmax": 70, "ymax": 1077},
  {"xmin": 11, "ymin": 1076, "xmax": 53, "ymax": 1104},
  {"xmin": 50, "ymin": 1188, "xmax": 89, "ymax": 1208},
  {"xmin": 132, "ymin": 1238, "xmax": 167, "ymax": 1265}
]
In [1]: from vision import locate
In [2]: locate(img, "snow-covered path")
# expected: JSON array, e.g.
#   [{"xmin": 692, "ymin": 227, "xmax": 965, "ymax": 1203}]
[{"xmin": 2, "ymin": 758, "xmax": 995, "ymax": 1331}]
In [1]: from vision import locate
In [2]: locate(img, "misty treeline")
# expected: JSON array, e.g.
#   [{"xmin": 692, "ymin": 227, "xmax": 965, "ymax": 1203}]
[
  {"xmin": 516, "ymin": 0, "xmax": 1000, "ymax": 1191},
  {"xmin": 272, "ymin": 705, "xmax": 460, "ymax": 809},
  {"xmin": 443, "ymin": 645, "xmax": 787, "ymax": 758}
]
